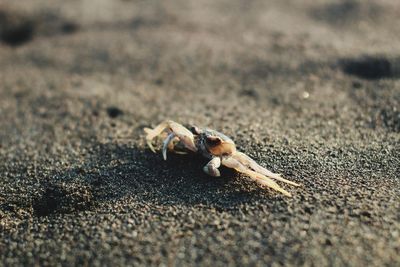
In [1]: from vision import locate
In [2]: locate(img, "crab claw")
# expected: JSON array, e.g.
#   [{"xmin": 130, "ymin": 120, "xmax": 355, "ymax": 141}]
[
  {"xmin": 178, "ymin": 135, "xmax": 197, "ymax": 152},
  {"xmin": 144, "ymin": 120, "xmax": 197, "ymax": 157}
]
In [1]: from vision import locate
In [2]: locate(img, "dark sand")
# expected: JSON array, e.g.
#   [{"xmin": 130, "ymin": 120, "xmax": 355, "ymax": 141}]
[{"xmin": 1, "ymin": 0, "xmax": 399, "ymax": 266}]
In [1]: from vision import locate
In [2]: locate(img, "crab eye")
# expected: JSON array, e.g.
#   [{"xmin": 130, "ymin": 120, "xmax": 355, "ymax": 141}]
[
  {"xmin": 190, "ymin": 126, "xmax": 201, "ymax": 135},
  {"xmin": 206, "ymin": 136, "xmax": 222, "ymax": 147}
]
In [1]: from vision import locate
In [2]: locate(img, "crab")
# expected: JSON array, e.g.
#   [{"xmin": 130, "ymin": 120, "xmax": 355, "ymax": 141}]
[{"xmin": 144, "ymin": 120, "xmax": 300, "ymax": 197}]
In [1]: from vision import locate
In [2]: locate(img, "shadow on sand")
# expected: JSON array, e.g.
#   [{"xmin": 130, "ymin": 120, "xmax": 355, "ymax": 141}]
[{"xmin": 32, "ymin": 141, "xmax": 273, "ymax": 217}]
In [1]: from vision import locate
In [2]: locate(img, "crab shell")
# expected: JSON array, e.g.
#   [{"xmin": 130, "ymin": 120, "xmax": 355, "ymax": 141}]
[{"xmin": 202, "ymin": 130, "xmax": 237, "ymax": 157}]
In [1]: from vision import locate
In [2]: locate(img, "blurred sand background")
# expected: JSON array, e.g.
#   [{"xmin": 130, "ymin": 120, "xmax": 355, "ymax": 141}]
[{"xmin": 0, "ymin": 0, "xmax": 399, "ymax": 266}]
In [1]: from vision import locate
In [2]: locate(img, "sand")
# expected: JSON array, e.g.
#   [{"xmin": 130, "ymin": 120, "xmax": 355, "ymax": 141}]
[{"xmin": 1, "ymin": 0, "xmax": 399, "ymax": 266}]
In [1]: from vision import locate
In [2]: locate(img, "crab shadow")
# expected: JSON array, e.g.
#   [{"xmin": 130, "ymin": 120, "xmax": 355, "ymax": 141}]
[
  {"xmin": 33, "ymin": 141, "xmax": 275, "ymax": 216},
  {"xmin": 89, "ymin": 142, "xmax": 271, "ymax": 207}
]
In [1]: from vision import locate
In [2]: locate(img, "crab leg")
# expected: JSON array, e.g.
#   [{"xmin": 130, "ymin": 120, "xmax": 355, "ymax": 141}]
[
  {"xmin": 162, "ymin": 133, "xmax": 176, "ymax": 160},
  {"xmin": 144, "ymin": 120, "xmax": 197, "ymax": 153},
  {"xmin": 144, "ymin": 121, "xmax": 172, "ymax": 152},
  {"xmin": 233, "ymin": 152, "xmax": 300, "ymax": 186},
  {"xmin": 222, "ymin": 157, "xmax": 292, "ymax": 197},
  {"xmin": 203, "ymin": 157, "xmax": 221, "ymax": 177}
]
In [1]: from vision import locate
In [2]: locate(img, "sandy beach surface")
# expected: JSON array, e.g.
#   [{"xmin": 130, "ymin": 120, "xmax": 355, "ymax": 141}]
[{"xmin": 1, "ymin": 0, "xmax": 399, "ymax": 266}]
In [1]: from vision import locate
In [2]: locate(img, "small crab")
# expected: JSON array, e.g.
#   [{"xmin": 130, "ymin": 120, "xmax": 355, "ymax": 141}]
[{"xmin": 144, "ymin": 120, "xmax": 300, "ymax": 197}]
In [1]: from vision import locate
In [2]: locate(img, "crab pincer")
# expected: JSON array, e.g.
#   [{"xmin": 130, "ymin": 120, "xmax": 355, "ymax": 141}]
[{"xmin": 144, "ymin": 120, "xmax": 197, "ymax": 156}]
